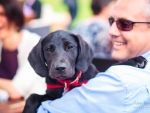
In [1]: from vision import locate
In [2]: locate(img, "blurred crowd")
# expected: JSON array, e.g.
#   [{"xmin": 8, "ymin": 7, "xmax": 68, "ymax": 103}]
[{"xmin": 0, "ymin": 0, "xmax": 116, "ymax": 112}]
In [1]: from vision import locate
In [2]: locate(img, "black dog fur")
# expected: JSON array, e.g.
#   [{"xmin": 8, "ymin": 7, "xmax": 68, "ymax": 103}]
[{"xmin": 23, "ymin": 30, "xmax": 99, "ymax": 113}]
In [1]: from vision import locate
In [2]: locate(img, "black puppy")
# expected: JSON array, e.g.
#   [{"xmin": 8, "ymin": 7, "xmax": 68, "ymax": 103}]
[{"xmin": 23, "ymin": 30, "xmax": 99, "ymax": 113}]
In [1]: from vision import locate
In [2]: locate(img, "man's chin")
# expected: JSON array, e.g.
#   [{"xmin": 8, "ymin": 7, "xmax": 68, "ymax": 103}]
[{"xmin": 111, "ymin": 52, "xmax": 127, "ymax": 62}]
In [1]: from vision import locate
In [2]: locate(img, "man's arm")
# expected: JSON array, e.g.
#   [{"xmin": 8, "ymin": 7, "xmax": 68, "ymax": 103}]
[{"xmin": 37, "ymin": 71, "xmax": 125, "ymax": 113}]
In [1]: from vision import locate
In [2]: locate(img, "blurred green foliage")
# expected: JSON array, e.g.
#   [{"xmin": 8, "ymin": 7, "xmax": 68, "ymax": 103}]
[
  {"xmin": 71, "ymin": 0, "xmax": 92, "ymax": 30},
  {"xmin": 41, "ymin": 0, "xmax": 93, "ymax": 29},
  {"xmin": 41, "ymin": 0, "xmax": 69, "ymax": 12}
]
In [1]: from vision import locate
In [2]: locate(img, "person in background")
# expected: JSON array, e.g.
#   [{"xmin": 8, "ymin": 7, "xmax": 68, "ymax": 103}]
[
  {"xmin": 23, "ymin": 0, "xmax": 42, "ymax": 23},
  {"xmin": 0, "ymin": 0, "xmax": 46, "ymax": 103},
  {"xmin": 63, "ymin": 0, "xmax": 77, "ymax": 21},
  {"xmin": 63, "ymin": 0, "xmax": 78, "ymax": 29},
  {"xmin": 36, "ymin": 0, "xmax": 150, "ymax": 113},
  {"xmin": 73, "ymin": 0, "xmax": 116, "ymax": 59}
]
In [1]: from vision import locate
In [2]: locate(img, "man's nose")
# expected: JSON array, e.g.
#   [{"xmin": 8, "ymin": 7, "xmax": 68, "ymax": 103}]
[{"xmin": 109, "ymin": 22, "xmax": 120, "ymax": 37}]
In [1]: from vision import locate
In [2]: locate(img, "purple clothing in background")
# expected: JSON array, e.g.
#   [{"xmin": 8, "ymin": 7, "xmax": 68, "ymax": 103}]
[{"xmin": 0, "ymin": 48, "xmax": 18, "ymax": 79}]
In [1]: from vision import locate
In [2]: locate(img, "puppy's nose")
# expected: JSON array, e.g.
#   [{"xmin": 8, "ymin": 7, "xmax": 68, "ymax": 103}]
[{"xmin": 55, "ymin": 67, "xmax": 66, "ymax": 73}]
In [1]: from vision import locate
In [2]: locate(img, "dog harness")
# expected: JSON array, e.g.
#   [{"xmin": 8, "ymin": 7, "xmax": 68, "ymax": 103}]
[{"xmin": 47, "ymin": 71, "xmax": 88, "ymax": 92}]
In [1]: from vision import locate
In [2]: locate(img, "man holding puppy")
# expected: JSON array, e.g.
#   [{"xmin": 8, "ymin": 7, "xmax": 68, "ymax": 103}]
[{"xmin": 37, "ymin": 0, "xmax": 150, "ymax": 112}]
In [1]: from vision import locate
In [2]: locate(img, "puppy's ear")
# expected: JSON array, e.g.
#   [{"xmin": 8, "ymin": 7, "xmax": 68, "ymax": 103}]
[
  {"xmin": 28, "ymin": 38, "xmax": 48, "ymax": 77},
  {"xmin": 73, "ymin": 34, "xmax": 94, "ymax": 72}
]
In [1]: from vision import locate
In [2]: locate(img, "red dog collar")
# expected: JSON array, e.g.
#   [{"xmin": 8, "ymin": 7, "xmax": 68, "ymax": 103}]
[{"xmin": 47, "ymin": 71, "xmax": 88, "ymax": 92}]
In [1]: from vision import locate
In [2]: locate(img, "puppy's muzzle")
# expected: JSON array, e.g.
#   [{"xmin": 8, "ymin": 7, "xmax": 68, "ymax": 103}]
[
  {"xmin": 55, "ymin": 66, "xmax": 66, "ymax": 73},
  {"xmin": 55, "ymin": 63, "xmax": 67, "ymax": 73}
]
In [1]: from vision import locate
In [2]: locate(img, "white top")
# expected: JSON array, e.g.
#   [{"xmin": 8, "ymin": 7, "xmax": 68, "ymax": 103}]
[{"xmin": 0, "ymin": 29, "xmax": 46, "ymax": 99}]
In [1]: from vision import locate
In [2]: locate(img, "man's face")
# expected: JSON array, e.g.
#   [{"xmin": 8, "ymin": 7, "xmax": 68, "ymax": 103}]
[{"xmin": 109, "ymin": 0, "xmax": 150, "ymax": 61}]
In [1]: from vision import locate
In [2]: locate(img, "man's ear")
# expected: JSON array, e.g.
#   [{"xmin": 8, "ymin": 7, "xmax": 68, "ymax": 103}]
[
  {"xmin": 28, "ymin": 38, "xmax": 48, "ymax": 77},
  {"xmin": 72, "ymin": 34, "xmax": 94, "ymax": 72}
]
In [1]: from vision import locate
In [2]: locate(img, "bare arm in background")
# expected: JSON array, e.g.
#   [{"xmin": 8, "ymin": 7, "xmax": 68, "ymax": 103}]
[{"xmin": 0, "ymin": 78, "xmax": 22, "ymax": 100}]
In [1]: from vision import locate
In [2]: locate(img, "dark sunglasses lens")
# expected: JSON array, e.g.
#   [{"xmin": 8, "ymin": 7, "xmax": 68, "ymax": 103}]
[
  {"xmin": 108, "ymin": 18, "xmax": 114, "ymax": 26},
  {"xmin": 117, "ymin": 19, "xmax": 133, "ymax": 31}
]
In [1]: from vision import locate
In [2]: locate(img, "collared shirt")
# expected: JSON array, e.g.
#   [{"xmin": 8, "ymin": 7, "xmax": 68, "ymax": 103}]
[{"xmin": 37, "ymin": 50, "xmax": 150, "ymax": 113}]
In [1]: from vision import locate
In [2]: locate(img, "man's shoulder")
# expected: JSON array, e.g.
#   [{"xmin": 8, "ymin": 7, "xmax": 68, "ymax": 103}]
[{"xmin": 106, "ymin": 65, "xmax": 150, "ymax": 90}]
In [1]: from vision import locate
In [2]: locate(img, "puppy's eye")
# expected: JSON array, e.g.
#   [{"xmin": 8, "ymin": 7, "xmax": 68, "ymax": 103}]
[
  {"xmin": 46, "ymin": 46, "xmax": 54, "ymax": 52},
  {"xmin": 67, "ymin": 44, "xmax": 74, "ymax": 50}
]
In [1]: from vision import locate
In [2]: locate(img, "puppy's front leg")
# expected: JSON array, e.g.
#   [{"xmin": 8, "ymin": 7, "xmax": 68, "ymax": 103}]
[{"xmin": 23, "ymin": 94, "xmax": 50, "ymax": 113}]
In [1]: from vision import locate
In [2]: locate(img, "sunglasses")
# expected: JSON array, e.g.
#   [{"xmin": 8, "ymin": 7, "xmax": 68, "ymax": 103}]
[{"xmin": 108, "ymin": 17, "xmax": 150, "ymax": 31}]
